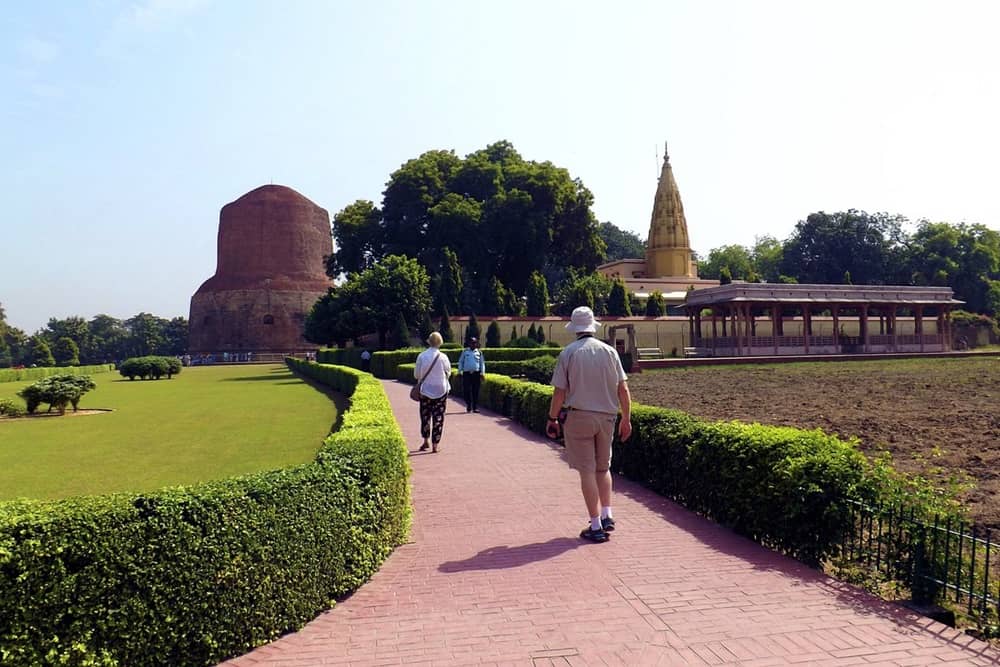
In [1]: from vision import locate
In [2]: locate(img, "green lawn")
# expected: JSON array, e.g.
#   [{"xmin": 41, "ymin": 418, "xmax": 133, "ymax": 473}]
[{"xmin": 0, "ymin": 364, "xmax": 338, "ymax": 501}]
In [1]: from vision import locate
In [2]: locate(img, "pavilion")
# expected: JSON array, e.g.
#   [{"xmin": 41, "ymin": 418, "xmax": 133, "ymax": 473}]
[{"xmin": 683, "ymin": 283, "xmax": 963, "ymax": 357}]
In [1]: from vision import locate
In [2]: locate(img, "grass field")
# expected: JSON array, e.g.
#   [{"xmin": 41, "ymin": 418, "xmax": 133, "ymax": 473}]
[{"xmin": 0, "ymin": 364, "xmax": 338, "ymax": 501}]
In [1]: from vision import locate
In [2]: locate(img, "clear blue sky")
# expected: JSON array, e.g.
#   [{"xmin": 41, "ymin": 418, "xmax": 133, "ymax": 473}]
[{"xmin": 3, "ymin": 0, "xmax": 999, "ymax": 333}]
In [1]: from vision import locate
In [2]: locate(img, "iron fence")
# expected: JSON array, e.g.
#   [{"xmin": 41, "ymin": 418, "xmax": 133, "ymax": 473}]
[{"xmin": 841, "ymin": 499, "xmax": 999, "ymax": 626}]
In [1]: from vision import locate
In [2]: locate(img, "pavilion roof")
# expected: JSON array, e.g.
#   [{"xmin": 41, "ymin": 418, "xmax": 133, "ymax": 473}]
[{"xmin": 685, "ymin": 283, "xmax": 963, "ymax": 307}]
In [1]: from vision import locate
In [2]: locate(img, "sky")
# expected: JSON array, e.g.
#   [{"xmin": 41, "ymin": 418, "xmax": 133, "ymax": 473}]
[{"xmin": 3, "ymin": 0, "xmax": 999, "ymax": 334}]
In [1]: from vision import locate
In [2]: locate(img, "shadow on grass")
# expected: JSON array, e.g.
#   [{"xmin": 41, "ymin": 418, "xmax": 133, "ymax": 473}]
[{"xmin": 220, "ymin": 374, "xmax": 296, "ymax": 382}]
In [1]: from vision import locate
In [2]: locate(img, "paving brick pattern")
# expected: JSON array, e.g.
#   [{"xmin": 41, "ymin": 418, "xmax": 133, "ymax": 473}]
[{"xmin": 222, "ymin": 380, "xmax": 1000, "ymax": 666}]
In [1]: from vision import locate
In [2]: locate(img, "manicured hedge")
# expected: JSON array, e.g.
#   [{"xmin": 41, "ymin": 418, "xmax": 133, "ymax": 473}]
[
  {"xmin": 320, "ymin": 346, "xmax": 562, "ymax": 379},
  {"xmin": 119, "ymin": 356, "xmax": 182, "ymax": 380},
  {"xmin": 396, "ymin": 359, "xmax": 540, "ymax": 380},
  {"xmin": 0, "ymin": 364, "xmax": 114, "ymax": 383},
  {"xmin": 447, "ymin": 372, "xmax": 913, "ymax": 567},
  {"xmin": 0, "ymin": 360, "xmax": 410, "ymax": 666}
]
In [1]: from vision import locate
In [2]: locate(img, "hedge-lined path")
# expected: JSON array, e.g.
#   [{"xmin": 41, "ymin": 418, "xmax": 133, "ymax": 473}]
[{"xmin": 223, "ymin": 379, "xmax": 1000, "ymax": 666}]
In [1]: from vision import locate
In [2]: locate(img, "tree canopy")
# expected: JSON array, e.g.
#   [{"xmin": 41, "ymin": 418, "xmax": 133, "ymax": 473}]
[
  {"xmin": 598, "ymin": 222, "xmax": 645, "ymax": 262},
  {"xmin": 694, "ymin": 214, "xmax": 1000, "ymax": 317},
  {"xmin": 326, "ymin": 140, "xmax": 605, "ymax": 314},
  {"xmin": 306, "ymin": 254, "xmax": 431, "ymax": 348}
]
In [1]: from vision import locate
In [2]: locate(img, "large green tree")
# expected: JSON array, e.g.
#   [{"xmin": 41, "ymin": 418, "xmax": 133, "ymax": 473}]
[
  {"xmin": 751, "ymin": 235, "xmax": 783, "ymax": 283},
  {"xmin": 906, "ymin": 222, "xmax": 1000, "ymax": 315},
  {"xmin": 553, "ymin": 270, "xmax": 613, "ymax": 316},
  {"xmin": 53, "ymin": 337, "xmax": 80, "ymax": 366},
  {"xmin": 304, "ymin": 286, "xmax": 363, "ymax": 348},
  {"xmin": 434, "ymin": 247, "xmax": 464, "ymax": 315},
  {"xmin": 598, "ymin": 221, "xmax": 645, "ymax": 262},
  {"xmin": 327, "ymin": 141, "xmax": 605, "ymax": 313},
  {"xmin": 325, "ymin": 200, "xmax": 383, "ymax": 277},
  {"xmin": 162, "ymin": 317, "xmax": 189, "ymax": 356},
  {"xmin": 87, "ymin": 314, "xmax": 128, "ymax": 362},
  {"xmin": 525, "ymin": 271, "xmax": 550, "ymax": 317},
  {"xmin": 123, "ymin": 313, "xmax": 167, "ymax": 358},
  {"xmin": 644, "ymin": 291, "xmax": 666, "ymax": 316},
  {"xmin": 779, "ymin": 210, "xmax": 907, "ymax": 285},
  {"xmin": 43, "ymin": 317, "xmax": 91, "ymax": 360},
  {"xmin": 607, "ymin": 279, "xmax": 632, "ymax": 316},
  {"xmin": 698, "ymin": 245, "xmax": 755, "ymax": 281},
  {"xmin": 309, "ymin": 254, "xmax": 431, "ymax": 348},
  {"xmin": 31, "ymin": 337, "xmax": 55, "ymax": 367}
]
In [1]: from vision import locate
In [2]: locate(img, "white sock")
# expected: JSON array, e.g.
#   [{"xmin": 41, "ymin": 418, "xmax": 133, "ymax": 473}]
[
  {"xmin": 601, "ymin": 506, "xmax": 613, "ymax": 519},
  {"xmin": 590, "ymin": 516, "xmax": 603, "ymax": 531}
]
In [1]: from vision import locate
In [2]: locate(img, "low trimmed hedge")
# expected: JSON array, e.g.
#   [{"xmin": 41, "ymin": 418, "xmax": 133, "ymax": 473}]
[
  {"xmin": 434, "ymin": 372, "xmax": 927, "ymax": 567},
  {"xmin": 320, "ymin": 346, "xmax": 562, "ymax": 379},
  {"xmin": 0, "ymin": 364, "xmax": 114, "ymax": 383},
  {"xmin": 0, "ymin": 360, "xmax": 410, "ymax": 666}
]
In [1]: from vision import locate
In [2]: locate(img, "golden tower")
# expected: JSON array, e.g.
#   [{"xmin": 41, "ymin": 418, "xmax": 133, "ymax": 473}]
[{"xmin": 645, "ymin": 144, "xmax": 696, "ymax": 278}]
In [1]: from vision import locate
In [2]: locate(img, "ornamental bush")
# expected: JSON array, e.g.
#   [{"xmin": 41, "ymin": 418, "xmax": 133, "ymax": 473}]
[
  {"xmin": 325, "ymin": 346, "xmax": 562, "ymax": 379},
  {"xmin": 16, "ymin": 375, "xmax": 96, "ymax": 415},
  {"xmin": 0, "ymin": 398, "xmax": 25, "ymax": 418},
  {"xmin": 119, "ymin": 356, "xmax": 182, "ymax": 380}
]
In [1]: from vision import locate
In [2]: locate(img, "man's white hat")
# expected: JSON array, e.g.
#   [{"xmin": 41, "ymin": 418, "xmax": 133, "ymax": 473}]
[{"xmin": 565, "ymin": 306, "xmax": 600, "ymax": 333}]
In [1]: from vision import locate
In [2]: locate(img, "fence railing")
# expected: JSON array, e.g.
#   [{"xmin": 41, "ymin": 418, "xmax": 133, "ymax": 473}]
[{"xmin": 841, "ymin": 500, "xmax": 999, "ymax": 625}]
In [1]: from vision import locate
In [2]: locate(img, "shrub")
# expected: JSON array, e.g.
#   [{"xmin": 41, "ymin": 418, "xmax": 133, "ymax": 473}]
[
  {"xmin": 521, "ymin": 355, "xmax": 556, "ymax": 384},
  {"xmin": 0, "ymin": 360, "xmax": 409, "ymax": 666},
  {"xmin": 0, "ymin": 398, "xmax": 25, "ymax": 418},
  {"xmin": 485, "ymin": 321, "xmax": 501, "ymax": 348},
  {"xmin": 16, "ymin": 375, "xmax": 96, "ymax": 415},
  {"xmin": 508, "ymin": 336, "xmax": 541, "ymax": 348},
  {"xmin": 119, "ymin": 356, "xmax": 182, "ymax": 380}
]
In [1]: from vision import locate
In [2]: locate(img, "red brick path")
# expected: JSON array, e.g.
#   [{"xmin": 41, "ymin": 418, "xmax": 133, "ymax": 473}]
[{"xmin": 222, "ymin": 380, "xmax": 1000, "ymax": 666}]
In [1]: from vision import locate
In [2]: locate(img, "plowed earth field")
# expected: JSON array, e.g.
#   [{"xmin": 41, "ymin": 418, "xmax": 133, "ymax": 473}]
[{"xmin": 628, "ymin": 356, "xmax": 1000, "ymax": 529}]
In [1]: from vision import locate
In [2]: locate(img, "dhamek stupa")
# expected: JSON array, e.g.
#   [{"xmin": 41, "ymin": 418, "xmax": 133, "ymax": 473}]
[
  {"xmin": 597, "ymin": 144, "xmax": 719, "ymax": 301},
  {"xmin": 188, "ymin": 185, "xmax": 332, "ymax": 354}
]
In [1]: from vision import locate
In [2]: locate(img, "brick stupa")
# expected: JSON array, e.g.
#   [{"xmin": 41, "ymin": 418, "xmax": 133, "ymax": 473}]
[{"xmin": 188, "ymin": 185, "xmax": 332, "ymax": 354}]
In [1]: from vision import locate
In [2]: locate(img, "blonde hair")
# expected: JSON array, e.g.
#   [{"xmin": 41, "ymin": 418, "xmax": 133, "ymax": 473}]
[{"xmin": 427, "ymin": 331, "xmax": 443, "ymax": 347}]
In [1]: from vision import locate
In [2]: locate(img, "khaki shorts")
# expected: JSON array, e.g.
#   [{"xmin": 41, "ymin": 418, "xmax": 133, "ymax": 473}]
[{"xmin": 563, "ymin": 409, "xmax": 616, "ymax": 473}]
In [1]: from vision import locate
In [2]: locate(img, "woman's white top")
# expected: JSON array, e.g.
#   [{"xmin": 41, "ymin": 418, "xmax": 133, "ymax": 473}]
[{"xmin": 414, "ymin": 347, "xmax": 452, "ymax": 399}]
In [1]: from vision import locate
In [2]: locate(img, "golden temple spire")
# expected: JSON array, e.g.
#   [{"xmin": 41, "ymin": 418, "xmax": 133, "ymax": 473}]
[{"xmin": 645, "ymin": 142, "xmax": 694, "ymax": 278}]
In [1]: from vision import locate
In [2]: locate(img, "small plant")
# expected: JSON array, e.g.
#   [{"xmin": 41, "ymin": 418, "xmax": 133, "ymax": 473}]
[{"xmin": 0, "ymin": 398, "xmax": 25, "ymax": 417}]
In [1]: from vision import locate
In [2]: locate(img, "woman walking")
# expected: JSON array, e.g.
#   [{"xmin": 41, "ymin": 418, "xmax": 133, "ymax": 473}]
[{"xmin": 415, "ymin": 331, "xmax": 452, "ymax": 452}]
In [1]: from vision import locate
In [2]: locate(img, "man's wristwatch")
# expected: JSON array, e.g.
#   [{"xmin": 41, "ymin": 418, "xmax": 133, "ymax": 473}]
[{"xmin": 547, "ymin": 415, "xmax": 559, "ymax": 422}]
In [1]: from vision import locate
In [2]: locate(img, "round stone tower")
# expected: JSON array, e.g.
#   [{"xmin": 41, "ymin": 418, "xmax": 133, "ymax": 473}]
[{"xmin": 188, "ymin": 184, "xmax": 332, "ymax": 354}]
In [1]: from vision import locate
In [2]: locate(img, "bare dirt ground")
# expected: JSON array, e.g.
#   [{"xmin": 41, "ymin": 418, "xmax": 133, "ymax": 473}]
[{"xmin": 628, "ymin": 355, "xmax": 1000, "ymax": 530}]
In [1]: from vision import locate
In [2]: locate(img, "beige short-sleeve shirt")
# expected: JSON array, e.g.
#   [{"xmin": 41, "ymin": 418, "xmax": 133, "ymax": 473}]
[{"xmin": 550, "ymin": 335, "xmax": 627, "ymax": 415}]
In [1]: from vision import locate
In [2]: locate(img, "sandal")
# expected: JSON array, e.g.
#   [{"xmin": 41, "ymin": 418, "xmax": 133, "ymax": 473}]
[{"xmin": 419, "ymin": 443, "xmax": 430, "ymax": 451}]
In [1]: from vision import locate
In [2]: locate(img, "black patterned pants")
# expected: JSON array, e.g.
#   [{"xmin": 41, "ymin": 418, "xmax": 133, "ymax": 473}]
[{"xmin": 419, "ymin": 394, "xmax": 448, "ymax": 444}]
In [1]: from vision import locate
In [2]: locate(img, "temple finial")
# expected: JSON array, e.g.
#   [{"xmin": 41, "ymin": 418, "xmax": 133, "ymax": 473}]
[{"xmin": 664, "ymin": 141, "xmax": 669, "ymax": 163}]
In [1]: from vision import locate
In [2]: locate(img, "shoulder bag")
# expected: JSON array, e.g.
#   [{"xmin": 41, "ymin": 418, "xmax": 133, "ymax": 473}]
[{"xmin": 410, "ymin": 353, "xmax": 442, "ymax": 401}]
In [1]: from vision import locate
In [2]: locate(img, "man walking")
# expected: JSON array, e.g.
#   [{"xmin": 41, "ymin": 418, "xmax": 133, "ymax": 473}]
[
  {"xmin": 546, "ymin": 306, "xmax": 632, "ymax": 543},
  {"xmin": 458, "ymin": 337, "xmax": 486, "ymax": 412}
]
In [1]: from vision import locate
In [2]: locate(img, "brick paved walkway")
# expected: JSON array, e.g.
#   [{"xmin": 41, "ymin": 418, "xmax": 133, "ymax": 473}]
[{"xmin": 223, "ymin": 379, "xmax": 1000, "ymax": 666}]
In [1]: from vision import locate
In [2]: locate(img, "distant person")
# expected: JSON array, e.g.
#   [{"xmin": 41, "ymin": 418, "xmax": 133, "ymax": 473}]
[
  {"xmin": 360, "ymin": 348, "xmax": 372, "ymax": 372},
  {"xmin": 414, "ymin": 332, "xmax": 451, "ymax": 453},
  {"xmin": 546, "ymin": 306, "xmax": 632, "ymax": 543},
  {"xmin": 458, "ymin": 337, "xmax": 486, "ymax": 412}
]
